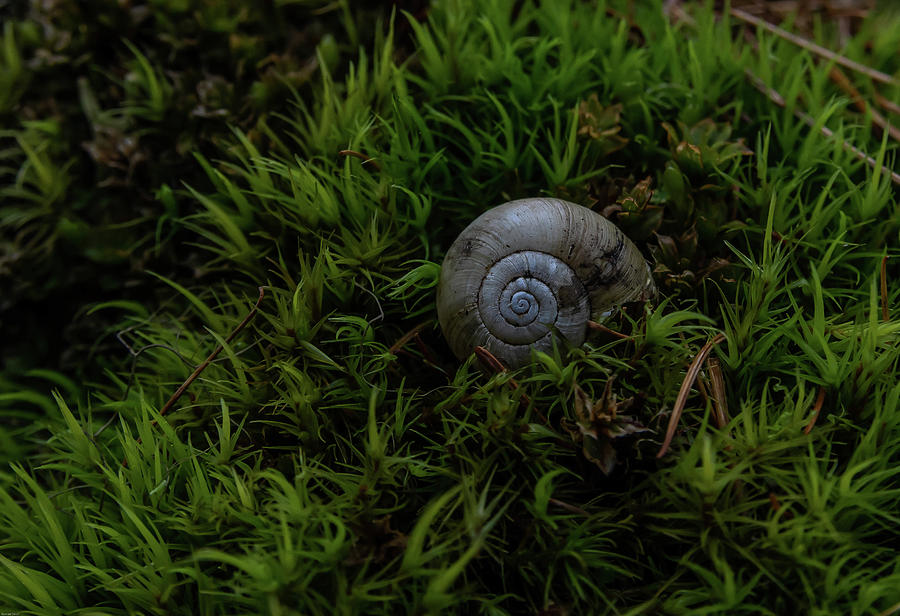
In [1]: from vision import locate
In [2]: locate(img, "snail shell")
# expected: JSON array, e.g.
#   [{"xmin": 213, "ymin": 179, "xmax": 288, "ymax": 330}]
[{"xmin": 436, "ymin": 198, "xmax": 656, "ymax": 368}]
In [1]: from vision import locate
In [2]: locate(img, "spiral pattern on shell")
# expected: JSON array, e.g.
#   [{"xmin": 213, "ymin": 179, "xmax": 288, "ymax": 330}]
[{"xmin": 437, "ymin": 198, "xmax": 656, "ymax": 369}]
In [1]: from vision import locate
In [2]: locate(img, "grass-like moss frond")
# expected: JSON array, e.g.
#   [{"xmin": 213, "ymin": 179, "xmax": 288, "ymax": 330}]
[{"xmin": 2, "ymin": 0, "xmax": 900, "ymax": 614}]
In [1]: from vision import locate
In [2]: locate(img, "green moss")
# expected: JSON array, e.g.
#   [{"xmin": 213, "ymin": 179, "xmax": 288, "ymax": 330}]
[{"xmin": 2, "ymin": 1, "xmax": 900, "ymax": 614}]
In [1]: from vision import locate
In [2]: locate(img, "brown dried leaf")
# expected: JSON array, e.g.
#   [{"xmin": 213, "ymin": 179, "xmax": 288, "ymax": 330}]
[
  {"xmin": 577, "ymin": 94, "xmax": 629, "ymax": 156},
  {"xmin": 567, "ymin": 384, "xmax": 649, "ymax": 475},
  {"xmin": 573, "ymin": 383, "xmax": 593, "ymax": 425},
  {"xmin": 655, "ymin": 232, "xmax": 680, "ymax": 265},
  {"xmin": 344, "ymin": 515, "xmax": 408, "ymax": 566},
  {"xmin": 600, "ymin": 414, "xmax": 650, "ymax": 439},
  {"xmin": 617, "ymin": 176, "xmax": 654, "ymax": 212},
  {"xmin": 583, "ymin": 435, "xmax": 617, "ymax": 475}
]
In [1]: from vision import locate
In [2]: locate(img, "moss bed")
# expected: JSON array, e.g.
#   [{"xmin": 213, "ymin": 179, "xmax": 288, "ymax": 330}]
[{"xmin": 2, "ymin": 1, "xmax": 900, "ymax": 614}]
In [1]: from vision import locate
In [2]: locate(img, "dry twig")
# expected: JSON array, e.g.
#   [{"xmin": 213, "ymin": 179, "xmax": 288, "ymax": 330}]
[
  {"xmin": 803, "ymin": 386, "xmax": 827, "ymax": 435},
  {"xmin": 159, "ymin": 287, "xmax": 266, "ymax": 417},
  {"xmin": 389, "ymin": 322, "xmax": 429, "ymax": 355},
  {"xmin": 874, "ymin": 93, "xmax": 900, "ymax": 117},
  {"xmin": 743, "ymin": 69, "xmax": 900, "ymax": 186},
  {"xmin": 549, "ymin": 498, "xmax": 591, "ymax": 518},
  {"xmin": 875, "ymin": 599, "xmax": 900, "ymax": 616},
  {"xmin": 338, "ymin": 149, "xmax": 382, "ymax": 171},
  {"xmin": 587, "ymin": 320, "xmax": 631, "ymax": 340},
  {"xmin": 730, "ymin": 7, "xmax": 899, "ymax": 87},
  {"xmin": 828, "ymin": 67, "xmax": 900, "ymax": 143},
  {"xmin": 707, "ymin": 358, "xmax": 729, "ymax": 429},
  {"xmin": 122, "ymin": 287, "xmax": 266, "ymax": 467},
  {"xmin": 473, "ymin": 346, "xmax": 551, "ymax": 426},
  {"xmin": 657, "ymin": 333, "xmax": 727, "ymax": 458}
]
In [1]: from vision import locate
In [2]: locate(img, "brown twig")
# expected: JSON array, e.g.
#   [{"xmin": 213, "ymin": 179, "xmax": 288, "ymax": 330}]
[
  {"xmin": 548, "ymin": 498, "xmax": 590, "ymax": 518},
  {"xmin": 743, "ymin": 69, "xmax": 900, "ymax": 186},
  {"xmin": 729, "ymin": 7, "xmax": 900, "ymax": 173},
  {"xmin": 587, "ymin": 320, "xmax": 631, "ymax": 340},
  {"xmin": 159, "ymin": 287, "xmax": 265, "ymax": 417},
  {"xmin": 122, "ymin": 288, "xmax": 265, "ymax": 467},
  {"xmin": 707, "ymin": 358, "xmax": 729, "ymax": 429},
  {"xmin": 657, "ymin": 333, "xmax": 727, "ymax": 458},
  {"xmin": 387, "ymin": 322, "xmax": 448, "ymax": 376},
  {"xmin": 389, "ymin": 322, "xmax": 429, "ymax": 355},
  {"xmin": 875, "ymin": 599, "xmax": 900, "ymax": 616},
  {"xmin": 663, "ymin": 0, "xmax": 694, "ymax": 26},
  {"xmin": 874, "ymin": 93, "xmax": 900, "ymax": 118},
  {"xmin": 881, "ymin": 255, "xmax": 890, "ymax": 322},
  {"xmin": 730, "ymin": 8, "xmax": 899, "ymax": 87},
  {"xmin": 473, "ymin": 346, "xmax": 551, "ymax": 426},
  {"xmin": 413, "ymin": 332, "xmax": 440, "ymax": 366},
  {"xmin": 695, "ymin": 370, "xmax": 711, "ymax": 407},
  {"xmin": 338, "ymin": 149, "xmax": 382, "ymax": 171},
  {"xmin": 474, "ymin": 345, "xmax": 508, "ymax": 374},
  {"xmin": 828, "ymin": 67, "xmax": 900, "ymax": 143},
  {"xmin": 803, "ymin": 386, "xmax": 827, "ymax": 435}
]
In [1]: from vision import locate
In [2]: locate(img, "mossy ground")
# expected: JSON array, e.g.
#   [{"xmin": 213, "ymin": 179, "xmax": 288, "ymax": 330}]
[{"xmin": 2, "ymin": 1, "xmax": 900, "ymax": 614}]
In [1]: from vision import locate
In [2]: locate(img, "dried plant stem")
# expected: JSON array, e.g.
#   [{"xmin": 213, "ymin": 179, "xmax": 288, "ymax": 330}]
[
  {"xmin": 474, "ymin": 345, "xmax": 508, "ymax": 374},
  {"xmin": 829, "ymin": 67, "xmax": 900, "ymax": 143},
  {"xmin": 122, "ymin": 287, "xmax": 266, "ymax": 467},
  {"xmin": 802, "ymin": 116, "xmax": 900, "ymax": 185},
  {"xmin": 657, "ymin": 333, "xmax": 726, "ymax": 458},
  {"xmin": 874, "ymin": 93, "xmax": 900, "ymax": 118},
  {"xmin": 159, "ymin": 287, "xmax": 266, "ymax": 417},
  {"xmin": 708, "ymin": 358, "xmax": 729, "ymax": 429},
  {"xmin": 671, "ymin": 6, "xmax": 900, "ymax": 184},
  {"xmin": 803, "ymin": 387, "xmax": 827, "ymax": 435},
  {"xmin": 587, "ymin": 320, "xmax": 631, "ymax": 340},
  {"xmin": 730, "ymin": 8, "xmax": 899, "ymax": 87},
  {"xmin": 338, "ymin": 149, "xmax": 382, "ymax": 171},
  {"xmin": 730, "ymin": 9, "xmax": 900, "ymax": 163},
  {"xmin": 412, "ymin": 332, "xmax": 440, "ymax": 366},
  {"xmin": 744, "ymin": 69, "xmax": 900, "ymax": 186},
  {"xmin": 473, "ymin": 345, "xmax": 551, "ymax": 427},
  {"xmin": 876, "ymin": 599, "xmax": 900, "ymax": 616},
  {"xmin": 389, "ymin": 322, "xmax": 429, "ymax": 354},
  {"xmin": 548, "ymin": 498, "xmax": 590, "ymax": 518}
]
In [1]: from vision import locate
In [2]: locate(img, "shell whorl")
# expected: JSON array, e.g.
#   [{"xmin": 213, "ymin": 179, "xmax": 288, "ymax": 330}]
[{"xmin": 437, "ymin": 198, "xmax": 656, "ymax": 368}]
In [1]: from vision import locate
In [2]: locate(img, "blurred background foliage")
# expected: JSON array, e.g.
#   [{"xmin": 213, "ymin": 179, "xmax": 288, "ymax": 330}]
[{"xmin": 0, "ymin": 0, "xmax": 426, "ymax": 378}]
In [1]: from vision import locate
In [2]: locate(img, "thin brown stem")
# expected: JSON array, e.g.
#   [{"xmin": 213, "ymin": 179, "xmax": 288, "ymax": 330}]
[
  {"xmin": 876, "ymin": 599, "xmax": 900, "ymax": 616},
  {"xmin": 829, "ymin": 67, "xmax": 900, "ymax": 143},
  {"xmin": 389, "ymin": 322, "xmax": 429, "ymax": 355},
  {"xmin": 874, "ymin": 93, "xmax": 900, "ymax": 118},
  {"xmin": 708, "ymin": 358, "xmax": 729, "ymax": 429},
  {"xmin": 473, "ymin": 346, "xmax": 551, "ymax": 427},
  {"xmin": 549, "ymin": 498, "xmax": 590, "ymax": 518},
  {"xmin": 413, "ymin": 332, "xmax": 440, "ymax": 366},
  {"xmin": 338, "ymin": 149, "xmax": 382, "ymax": 171},
  {"xmin": 587, "ymin": 320, "xmax": 631, "ymax": 340},
  {"xmin": 743, "ymin": 69, "xmax": 900, "ymax": 186},
  {"xmin": 122, "ymin": 288, "xmax": 266, "ymax": 467},
  {"xmin": 803, "ymin": 387, "xmax": 827, "ymax": 435},
  {"xmin": 159, "ymin": 287, "xmax": 265, "ymax": 417},
  {"xmin": 730, "ymin": 8, "xmax": 899, "ymax": 87},
  {"xmin": 474, "ymin": 345, "xmax": 508, "ymax": 374},
  {"xmin": 657, "ymin": 333, "xmax": 727, "ymax": 458}
]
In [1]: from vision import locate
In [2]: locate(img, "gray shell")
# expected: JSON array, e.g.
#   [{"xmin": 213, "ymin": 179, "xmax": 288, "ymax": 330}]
[{"xmin": 436, "ymin": 198, "xmax": 656, "ymax": 368}]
